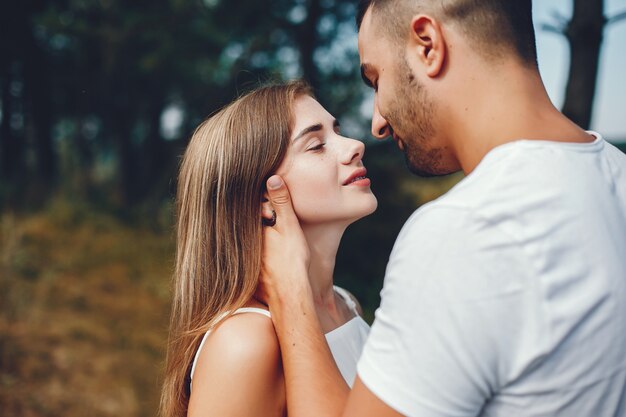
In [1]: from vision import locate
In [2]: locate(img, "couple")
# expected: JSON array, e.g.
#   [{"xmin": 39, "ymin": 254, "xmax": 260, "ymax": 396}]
[{"xmin": 162, "ymin": 1, "xmax": 626, "ymax": 416}]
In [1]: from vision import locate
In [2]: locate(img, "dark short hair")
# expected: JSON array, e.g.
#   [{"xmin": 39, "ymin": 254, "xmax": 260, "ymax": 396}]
[
  {"xmin": 356, "ymin": 0, "xmax": 372, "ymax": 30},
  {"xmin": 356, "ymin": 0, "xmax": 537, "ymax": 66}
]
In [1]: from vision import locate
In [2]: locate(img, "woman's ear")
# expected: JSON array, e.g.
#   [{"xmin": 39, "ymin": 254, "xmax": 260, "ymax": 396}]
[
  {"xmin": 408, "ymin": 14, "xmax": 446, "ymax": 78},
  {"xmin": 260, "ymin": 193, "xmax": 274, "ymax": 221}
]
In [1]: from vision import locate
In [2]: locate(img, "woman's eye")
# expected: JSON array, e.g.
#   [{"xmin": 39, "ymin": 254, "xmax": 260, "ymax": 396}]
[{"xmin": 307, "ymin": 142, "xmax": 326, "ymax": 151}]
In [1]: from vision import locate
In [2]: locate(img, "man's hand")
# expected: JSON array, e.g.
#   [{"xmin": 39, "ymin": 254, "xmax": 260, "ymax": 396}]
[
  {"xmin": 258, "ymin": 175, "xmax": 400, "ymax": 417},
  {"xmin": 259, "ymin": 175, "xmax": 311, "ymax": 306},
  {"xmin": 259, "ymin": 175, "xmax": 349, "ymax": 416}
]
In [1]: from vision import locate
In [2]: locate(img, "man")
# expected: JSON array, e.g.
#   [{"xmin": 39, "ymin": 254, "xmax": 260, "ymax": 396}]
[{"xmin": 260, "ymin": 1, "xmax": 626, "ymax": 416}]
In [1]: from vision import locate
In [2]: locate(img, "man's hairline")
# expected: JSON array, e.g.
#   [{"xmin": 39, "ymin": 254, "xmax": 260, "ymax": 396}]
[
  {"xmin": 360, "ymin": 5, "xmax": 536, "ymax": 72},
  {"xmin": 358, "ymin": 3, "xmax": 406, "ymax": 54},
  {"xmin": 358, "ymin": 1, "xmax": 445, "ymax": 52}
]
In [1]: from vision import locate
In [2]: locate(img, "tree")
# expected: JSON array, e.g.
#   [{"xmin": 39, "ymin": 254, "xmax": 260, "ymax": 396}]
[
  {"xmin": 544, "ymin": 0, "xmax": 626, "ymax": 129},
  {"xmin": 0, "ymin": 0, "xmax": 368, "ymax": 209},
  {"xmin": 0, "ymin": 0, "xmax": 56, "ymax": 205}
]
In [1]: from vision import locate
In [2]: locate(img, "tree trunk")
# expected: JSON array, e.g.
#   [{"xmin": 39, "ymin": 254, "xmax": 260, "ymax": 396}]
[
  {"xmin": 561, "ymin": 0, "xmax": 605, "ymax": 129},
  {"xmin": 0, "ymin": 72, "xmax": 23, "ymax": 186},
  {"xmin": 297, "ymin": 0, "xmax": 323, "ymax": 90},
  {"xmin": 0, "ymin": 1, "xmax": 27, "ymax": 189},
  {"xmin": 144, "ymin": 102, "xmax": 165, "ymax": 200},
  {"xmin": 112, "ymin": 111, "xmax": 136, "ymax": 207},
  {"xmin": 0, "ymin": 74, "xmax": 13, "ymax": 180},
  {"xmin": 25, "ymin": 30, "xmax": 55, "ymax": 188}
]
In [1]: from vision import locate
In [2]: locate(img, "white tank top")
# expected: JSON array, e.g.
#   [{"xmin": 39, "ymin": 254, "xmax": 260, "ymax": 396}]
[
  {"xmin": 189, "ymin": 286, "xmax": 369, "ymax": 389},
  {"xmin": 325, "ymin": 286, "xmax": 370, "ymax": 386}
]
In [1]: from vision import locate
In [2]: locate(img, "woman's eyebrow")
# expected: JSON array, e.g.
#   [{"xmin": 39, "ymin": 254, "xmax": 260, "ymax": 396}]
[
  {"xmin": 293, "ymin": 119, "xmax": 338, "ymax": 141},
  {"xmin": 293, "ymin": 123, "xmax": 322, "ymax": 142}
]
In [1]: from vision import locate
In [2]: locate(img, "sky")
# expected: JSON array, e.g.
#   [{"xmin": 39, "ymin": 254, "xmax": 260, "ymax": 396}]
[{"xmin": 534, "ymin": 0, "xmax": 626, "ymax": 141}]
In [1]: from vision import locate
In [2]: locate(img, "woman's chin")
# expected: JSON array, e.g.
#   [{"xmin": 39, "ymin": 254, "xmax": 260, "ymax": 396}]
[
  {"xmin": 349, "ymin": 199, "xmax": 379, "ymax": 224},
  {"xmin": 295, "ymin": 197, "xmax": 378, "ymax": 226},
  {"xmin": 362, "ymin": 196, "xmax": 378, "ymax": 217}
]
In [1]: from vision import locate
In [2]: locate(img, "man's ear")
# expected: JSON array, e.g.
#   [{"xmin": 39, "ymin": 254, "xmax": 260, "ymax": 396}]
[{"xmin": 408, "ymin": 14, "xmax": 446, "ymax": 78}]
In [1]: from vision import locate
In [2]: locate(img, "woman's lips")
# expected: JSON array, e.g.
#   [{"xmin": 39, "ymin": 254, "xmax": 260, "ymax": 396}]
[
  {"xmin": 343, "ymin": 168, "xmax": 370, "ymax": 186},
  {"xmin": 346, "ymin": 177, "xmax": 372, "ymax": 187},
  {"xmin": 347, "ymin": 177, "xmax": 371, "ymax": 186}
]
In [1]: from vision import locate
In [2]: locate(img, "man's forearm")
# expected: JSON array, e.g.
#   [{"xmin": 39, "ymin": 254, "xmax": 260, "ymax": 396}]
[
  {"xmin": 269, "ymin": 279, "xmax": 349, "ymax": 417},
  {"xmin": 261, "ymin": 175, "xmax": 350, "ymax": 416}
]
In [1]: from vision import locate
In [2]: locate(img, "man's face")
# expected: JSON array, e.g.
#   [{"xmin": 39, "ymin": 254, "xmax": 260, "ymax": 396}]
[{"xmin": 358, "ymin": 8, "xmax": 451, "ymax": 177}]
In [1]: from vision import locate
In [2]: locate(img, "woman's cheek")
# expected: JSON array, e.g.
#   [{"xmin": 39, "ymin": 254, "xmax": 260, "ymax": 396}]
[{"xmin": 285, "ymin": 167, "xmax": 330, "ymax": 220}]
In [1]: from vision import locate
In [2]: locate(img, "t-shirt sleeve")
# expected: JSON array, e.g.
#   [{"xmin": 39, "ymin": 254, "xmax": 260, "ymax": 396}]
[{"xmin": 357, "ymin": 205, "xmax": 537, "ymax": 417}]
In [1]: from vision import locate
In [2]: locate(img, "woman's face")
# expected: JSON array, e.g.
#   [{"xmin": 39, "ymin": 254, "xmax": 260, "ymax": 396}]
[{"xmin": 274, "ymin": 95, "xmax": 378, "ymax": 226}]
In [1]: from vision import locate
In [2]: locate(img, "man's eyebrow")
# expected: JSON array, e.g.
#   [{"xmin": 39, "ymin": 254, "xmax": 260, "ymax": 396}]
[{"xmin": 360, "ymin": 64, "xmax": 374, "ymax": 88}]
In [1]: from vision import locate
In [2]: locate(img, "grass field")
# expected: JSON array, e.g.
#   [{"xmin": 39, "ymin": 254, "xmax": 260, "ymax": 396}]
[
  {"xmin": 0, "ymin": 168, "xmax": 462, "ymax": 416},
  {"xmin": 0, "ymin": 200, "xmax": 174, "ymax": 417}
]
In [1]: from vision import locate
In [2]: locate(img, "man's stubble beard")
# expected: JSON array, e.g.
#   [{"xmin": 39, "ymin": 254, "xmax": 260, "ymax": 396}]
[{"xmin": 385, "ymin": 55, "xmax": 449, "ymax": 177}]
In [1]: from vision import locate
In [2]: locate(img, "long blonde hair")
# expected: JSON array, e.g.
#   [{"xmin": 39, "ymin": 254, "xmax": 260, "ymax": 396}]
[{"xmin": 160, "ymin": 81, "xmax": 312, "ymax": 417}]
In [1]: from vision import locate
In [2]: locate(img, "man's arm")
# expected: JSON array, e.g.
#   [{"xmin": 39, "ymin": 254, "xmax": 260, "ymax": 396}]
[
  {"xmin": 260, "ymin": 175, "xmax": 402, "ymax": 417},
  {"xmin": 260, "ymin": 175, "xmax": 347, "ymax": 416},
  {"xmin": 262, "ymin": 177, "xmax": 532, "ymax": 417},
  {"xmin": 343, "ymin": 378, "xmax": 405, "ymax": 417}
]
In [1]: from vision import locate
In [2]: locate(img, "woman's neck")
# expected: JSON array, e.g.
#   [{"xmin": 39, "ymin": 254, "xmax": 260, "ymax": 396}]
[{"xmin": 302, "ymin": 223, "xmax": 345, "ymax": 316}]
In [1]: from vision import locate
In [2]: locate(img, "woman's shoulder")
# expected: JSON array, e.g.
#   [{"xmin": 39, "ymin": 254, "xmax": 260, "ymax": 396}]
[
  {"xmin": 188, "ymin": 308, "xmax": 285, "ymax": 416},
  {"xmin": 196, "ymin": 307, "xmax": 278, "ymax": 372},
  {"xmin": 334, "ymin": 285, "xmax": 364, "ymax": 317}
]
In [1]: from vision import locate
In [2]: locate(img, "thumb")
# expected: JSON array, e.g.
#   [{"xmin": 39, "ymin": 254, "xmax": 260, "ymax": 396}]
[{"xmin": 266, "ymin": 175, "xmax": 297, "ymax": 224}]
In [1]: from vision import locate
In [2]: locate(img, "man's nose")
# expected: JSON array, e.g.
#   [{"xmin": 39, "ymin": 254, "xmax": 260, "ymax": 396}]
[{"xmin": 371, "ymin": 96, "xmax": 390, "ymax": 140}]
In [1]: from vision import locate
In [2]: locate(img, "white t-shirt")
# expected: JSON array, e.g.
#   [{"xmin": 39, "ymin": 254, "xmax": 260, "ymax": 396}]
[{"xmin": 358, "ymin": 134, "xmax": 626, "ymax": 417}]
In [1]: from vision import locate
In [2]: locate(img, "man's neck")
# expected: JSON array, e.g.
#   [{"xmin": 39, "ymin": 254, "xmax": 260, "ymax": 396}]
[{"xmin": 443, "ymin": 61, "xmax": 593, "ymax": 174}]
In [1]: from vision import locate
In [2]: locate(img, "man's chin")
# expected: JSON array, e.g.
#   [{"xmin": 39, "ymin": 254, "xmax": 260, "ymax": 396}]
[
  {"xmin": 405, "ymin": 153, "xmax": 456, "ymax": 178},
  {"xmin": 407, "ymin": 165, "xmax": 444, "ymax": 178}
]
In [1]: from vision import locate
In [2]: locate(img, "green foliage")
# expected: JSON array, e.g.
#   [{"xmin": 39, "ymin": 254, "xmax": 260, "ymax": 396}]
[{"xmin": 0, "ymin": 0, "xmax": 372, "ymax": 207}]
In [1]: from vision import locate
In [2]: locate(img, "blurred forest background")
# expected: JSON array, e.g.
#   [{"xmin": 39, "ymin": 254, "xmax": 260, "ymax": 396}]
[{"xmin": 1, "ymin": 0, "xmax": 625, "ymax": 416}]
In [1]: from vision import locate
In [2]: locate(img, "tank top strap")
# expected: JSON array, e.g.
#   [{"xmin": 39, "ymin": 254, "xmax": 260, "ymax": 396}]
[
  {"xmin": 189, "ymin": 307, "xmax": 271, "ymax": 387},
  {"xmin": 333, "ymin": 285, "xmax": 359, "ymax": 315},
  {"xmin": 232, "ymin": 307, "xmax": 271, "ymax": 318}
]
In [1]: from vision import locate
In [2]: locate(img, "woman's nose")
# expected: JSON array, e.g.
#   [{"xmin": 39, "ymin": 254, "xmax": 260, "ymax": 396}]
[{"xmin": 342, "ymin": 138, "xmax": 365, "ymax": 165}]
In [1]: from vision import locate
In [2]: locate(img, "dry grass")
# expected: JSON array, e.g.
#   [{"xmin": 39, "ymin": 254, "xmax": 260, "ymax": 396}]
[
  {"xmin": 0, "ymin": 172, "xmax": 463, "ymax": 417},
  {"xmin": 0, "ymin": 200, "xmax": 174, "ymax": 417}
]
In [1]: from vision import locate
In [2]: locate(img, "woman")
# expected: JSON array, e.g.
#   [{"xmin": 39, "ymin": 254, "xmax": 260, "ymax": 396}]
[{"xmin": 160, "ymin": 80, "xmax": 377, "ymax": 417}]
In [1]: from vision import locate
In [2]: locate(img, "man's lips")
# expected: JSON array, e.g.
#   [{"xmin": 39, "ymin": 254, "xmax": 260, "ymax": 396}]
[
  {"xmin": 342, "ymin": 167, "xmax": 369, "ymax": 186},
  {"xmin": 392, "ymin": 133, "xmax": 405, "ymax": 151}
]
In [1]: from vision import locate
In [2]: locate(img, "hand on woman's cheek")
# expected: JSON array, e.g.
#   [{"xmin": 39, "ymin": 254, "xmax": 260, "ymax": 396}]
[{"xmin": 258, "ymin": 175, "xmax": 311, "ymax": 306}]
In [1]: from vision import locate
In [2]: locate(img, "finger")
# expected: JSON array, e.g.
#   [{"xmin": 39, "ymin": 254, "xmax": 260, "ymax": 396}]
[{"xmin": 266, "ymin": 175, "xmax": 298, "ymax": 226}]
